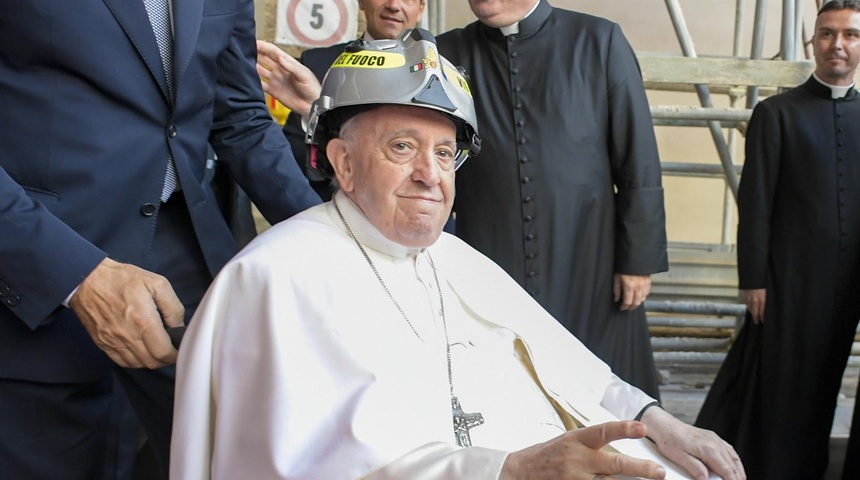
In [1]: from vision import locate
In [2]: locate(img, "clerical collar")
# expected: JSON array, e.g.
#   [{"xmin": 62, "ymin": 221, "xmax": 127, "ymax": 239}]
[
  {"xmin": 331, "ymin": 190, "xmax": 424, "ymax": 258},
  {"xmin": 813, "ymin": 72, "xmax": 855, "ymax": 99},
  {"xmin": 498, "ymin": 0, "xmax": 547, "ymax": 36}
]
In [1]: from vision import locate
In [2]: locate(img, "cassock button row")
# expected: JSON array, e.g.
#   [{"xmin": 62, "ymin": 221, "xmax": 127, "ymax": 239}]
[{"xmin": 141, "ymin": 203, "xmax": 157, "ymax": 216}]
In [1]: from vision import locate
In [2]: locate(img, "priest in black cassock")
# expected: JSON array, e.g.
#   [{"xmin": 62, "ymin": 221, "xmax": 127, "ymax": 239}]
[
  {"xmin": 436, "ymin": 0, "xmax": 667, "ymax": 399},
  {"xmin": 695, "ymin": 2, "xmax": 860, "ymax": 479}
]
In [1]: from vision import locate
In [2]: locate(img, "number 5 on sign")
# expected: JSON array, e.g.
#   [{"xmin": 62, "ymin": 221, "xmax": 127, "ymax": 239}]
[{"xmin": 276, "ymin": 0, "xmax": 359, "ymax": 48}]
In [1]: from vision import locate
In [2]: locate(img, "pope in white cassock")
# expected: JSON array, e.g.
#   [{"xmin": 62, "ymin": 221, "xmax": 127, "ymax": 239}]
[{"xmin": 170, "ymin": 29, "xmax": 745, "ymax": 480}]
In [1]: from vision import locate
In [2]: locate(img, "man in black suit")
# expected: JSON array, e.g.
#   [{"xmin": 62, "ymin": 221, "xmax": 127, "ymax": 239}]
[
  {"xmin": 0, "ymin": 1, "xmax": 319, "ymax": 479},
  {"xmin": 260, "ymin": 0, "xmax": 425, "ymax": 201}
]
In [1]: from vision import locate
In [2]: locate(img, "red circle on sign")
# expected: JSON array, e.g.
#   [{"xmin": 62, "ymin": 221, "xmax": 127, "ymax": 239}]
[{"xmin": 286, "ymin": 0, "xmax": 349, "ymax": 47}]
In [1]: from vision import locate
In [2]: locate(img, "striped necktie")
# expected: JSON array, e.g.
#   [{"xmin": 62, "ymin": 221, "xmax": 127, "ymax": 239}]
[{"xmin": 143, "ymin": 0, "xmax": 179, "ymax": 202}]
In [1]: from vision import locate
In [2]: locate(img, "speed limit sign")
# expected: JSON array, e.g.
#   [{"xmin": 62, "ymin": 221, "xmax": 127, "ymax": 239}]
[{"xmin": 275, "ymin": 0, "xmax": 358, "ymax": 48}]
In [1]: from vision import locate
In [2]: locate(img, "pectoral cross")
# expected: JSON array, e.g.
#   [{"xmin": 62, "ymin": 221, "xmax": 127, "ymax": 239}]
[{"xmin": 452, "ymin": 396, "xmax": 484, "ymax": 447}]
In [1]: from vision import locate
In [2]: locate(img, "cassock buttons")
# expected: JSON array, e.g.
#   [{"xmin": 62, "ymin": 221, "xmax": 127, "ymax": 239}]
[
  {"xmin": 141, "ymin": 203, "xmax": 157, "ymax": 216},
  {"xmin": 524, "ymin": 215, "xmax": 533, "ymax": 222},
  {"xmin": 526, "ymin": 234, "xmax": 535, "ymax": 241},
  {"xmin": 522, "ymin": 177, "xmax": 530, "ymax": 184},
  {"xmin": 510, "ymin": 51, "xmax": 518, "ymax": 58},
  {"xmin": 517, "ymin": 120, "xmax": 525, "ymax": 127},
  {"xmin": 520, "ymin": 156, "xmax": 529, "ymax": 163},
  {"xmin": 527, "ymin": 271, "xmax": 537, "ymax": 278},
  {"xmin": 526, "ymin": 253, "xmax": 536, "ymax": 259},
  {"xmin": 514, "ymin": 86, "xmax": 521, "ymax": 93},
  {"xmin": 168, "ymin": 125, "xmax": 178, "ymax": 138},
  {"xmin": 511, "ymin": 68, "xmax": 519, "ymax": 75},
  {"xmin": 523, "ymin": 196, "xmax": 533, "ymax": 203},
  {"xmin": 518, "ymin": 138, "xmax": 527, "ymax": 145}
]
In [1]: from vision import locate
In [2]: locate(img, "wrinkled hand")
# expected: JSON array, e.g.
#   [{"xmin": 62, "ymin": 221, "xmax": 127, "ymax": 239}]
[
  {"xmin": 256, "ymin": 40, "xmax": 322, "ymax": 117},
  {"xmin": 500, "ymin": 421, "xmax": 667, "ymax": 480},
  {"xmin": 743, "ymin": 289, "xmax": 766, "ymax": 324},
  {"xmin": 613, "ymin": 274, "xmax": 652, "ymax": 311},
  {"xmin": 641, "ymin": 407, "xmax": 746, "ymax": 480},
  {"xmin": 69, "ymin": 258, "xmax": 185, "ymax": 369}
]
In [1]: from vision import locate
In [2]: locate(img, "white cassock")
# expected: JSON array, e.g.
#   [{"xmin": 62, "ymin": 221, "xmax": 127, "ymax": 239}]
[{"xmin": 171, "ymin": 191, "xmax": 698, "ymax": 480}]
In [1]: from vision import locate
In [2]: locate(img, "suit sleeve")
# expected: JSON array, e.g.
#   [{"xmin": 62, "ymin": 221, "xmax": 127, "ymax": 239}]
[
  {"xmin": 207, "ymin": 0, "xmax": 320, "ymax": 225},
  {"xmin": 0, "ymin": 168, "xmax": 105, "ymax": 328},
  {"xmin": 736, "ymin": 102, "xmax": 780, "ymax": 289},
  {"xmin": 606, "ymin": 23, "xmax": 668, "ymax": 275}
]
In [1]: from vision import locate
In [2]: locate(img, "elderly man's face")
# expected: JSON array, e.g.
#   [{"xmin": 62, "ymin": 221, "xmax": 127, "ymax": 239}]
[
  {"xmin": 813, "ymin": 7, "xmax": 860, "ymax": 85},
  {"xmin": 329, "ymin": 105, "xmax": 457, "ymax": 248},
  {"xmin": 359, "ymin": 0, "xmax": 425, "ymax": 41}
]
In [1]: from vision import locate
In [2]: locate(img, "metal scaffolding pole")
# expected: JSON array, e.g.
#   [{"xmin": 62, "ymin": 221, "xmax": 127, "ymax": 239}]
[
  {"xmin": 651, "ymin": 106, "xmax": 752, "ymax": 122},
  {"xmin": 723, "ymin": 0, "xmax": 746, "ymax": 244},
  {"xmin": 665, "ymin": 0, "xmax": 741, "ymax": 200},
  {"xmin": 746, "ymin": 0, "xmax": 769, "ymax": 108},
  {"xmin": 781, "ymin": 0, "xmax": 797, "ymax": 60}
]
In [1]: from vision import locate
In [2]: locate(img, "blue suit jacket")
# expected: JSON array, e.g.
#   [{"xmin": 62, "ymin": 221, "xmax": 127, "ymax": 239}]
[{"xmin": 0, "ymin": 0, "xmax": 320, "ymax": 382}]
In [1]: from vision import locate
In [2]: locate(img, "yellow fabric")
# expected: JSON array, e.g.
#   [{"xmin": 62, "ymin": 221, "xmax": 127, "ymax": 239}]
[{"xmin": 265, "ymin": 93, "xmax": 290, "ymax": 126}]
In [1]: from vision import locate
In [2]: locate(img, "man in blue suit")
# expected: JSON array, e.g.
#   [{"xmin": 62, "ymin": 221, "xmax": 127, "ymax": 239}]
[
  {"xmin": 263, "ymin": 0, "xmax": 425, "ymax": 201},
  {"xmin": 0, "ymin": 0, "xmax": 320, "ymax": 479}
]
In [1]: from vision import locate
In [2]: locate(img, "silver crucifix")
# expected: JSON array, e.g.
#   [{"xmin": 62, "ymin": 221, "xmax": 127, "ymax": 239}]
[{"xmin": 452, "ymin": 396, "xmax": 484, "ymax": 447}]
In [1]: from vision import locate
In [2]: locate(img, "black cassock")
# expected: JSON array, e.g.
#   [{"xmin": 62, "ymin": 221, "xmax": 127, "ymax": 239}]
[
  {"xmin": 696, "ymin": 77, "xmax": 860, "ymax": 479},
  {"xmin": 437, "ymin": 0, "xmax": 667, "ymax": 399}
]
